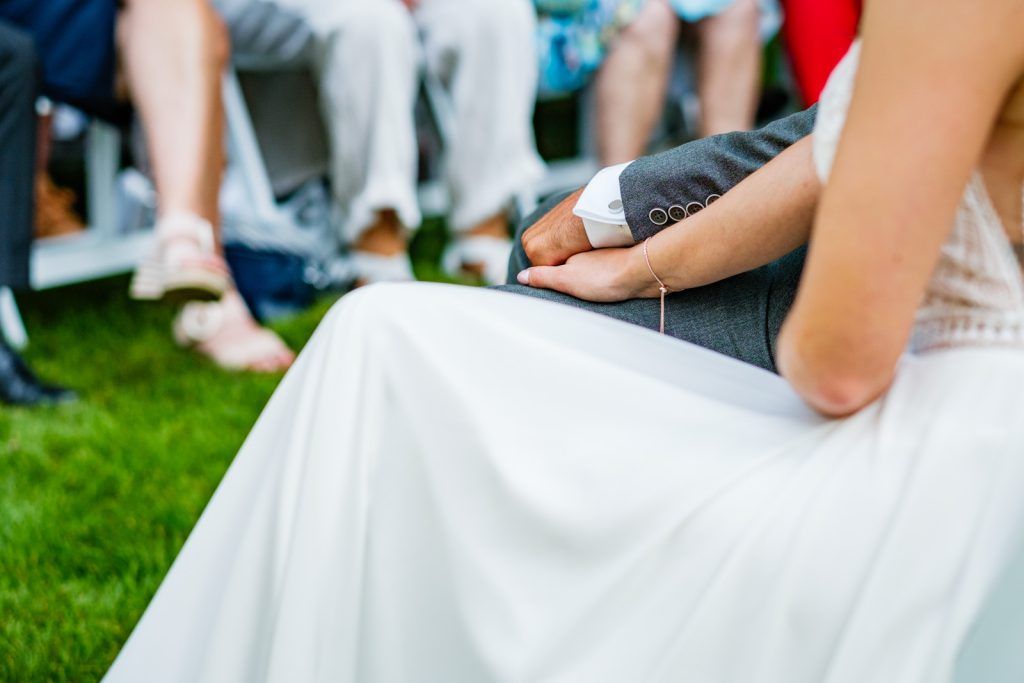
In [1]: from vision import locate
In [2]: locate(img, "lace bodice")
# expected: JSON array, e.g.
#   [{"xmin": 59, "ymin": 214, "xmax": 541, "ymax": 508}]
[{"xmin": 813, "ymin": 42, "xmax": 1024, "ymax": 353}]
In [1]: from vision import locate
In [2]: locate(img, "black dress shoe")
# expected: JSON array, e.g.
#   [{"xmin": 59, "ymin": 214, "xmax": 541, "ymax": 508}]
[{"xmin": 0, "ymin": 341, "xmax": 77, "ymax": 407}]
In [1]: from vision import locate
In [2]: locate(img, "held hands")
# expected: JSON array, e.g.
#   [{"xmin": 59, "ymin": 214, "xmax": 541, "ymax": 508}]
[
  {"xmin": 518, "ymin": 187, "xmax": 663, "ymax": 303},
  {"xmin": 517, "ymin": 244, "xmax": 662, "ymax": 303},
  {"xmin": 520, "ymin": 188, "xmax": 594, "ymax": 266}
]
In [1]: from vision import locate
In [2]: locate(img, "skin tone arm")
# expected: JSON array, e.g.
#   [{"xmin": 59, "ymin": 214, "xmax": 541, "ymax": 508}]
[
  {"xmin": 776, "ymin": 0, "xmax": 1024, "ymax": 416},
  {"xmin": 518, "ymin": 133, "xmax": 819, "ymax": 300}
]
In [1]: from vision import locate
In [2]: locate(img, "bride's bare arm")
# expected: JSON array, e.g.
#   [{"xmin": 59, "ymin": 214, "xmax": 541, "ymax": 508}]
[
  {"xmin": 644, "ymin": 135, "xmax": 820, "ymax": 293},
  {"xmin": 777, "ymin": 0, "xmax": 1024, "ymax": 417},
  {"xmin": 518, "ymin": 134, "xmax": 820, "ymax": 300}
]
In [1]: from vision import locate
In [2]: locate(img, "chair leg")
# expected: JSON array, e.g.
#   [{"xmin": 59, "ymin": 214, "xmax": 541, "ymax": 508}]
[
  {"xmin": 86, "ymin": 120, "xmax": 121, "ymax": 236},
  {"xmin": 0, "ymin": 287, "xmax": 28, "ymax": 350},
  {"xmin": 222, "ymin": 68, "xmax": 281, "ymax": 227}
]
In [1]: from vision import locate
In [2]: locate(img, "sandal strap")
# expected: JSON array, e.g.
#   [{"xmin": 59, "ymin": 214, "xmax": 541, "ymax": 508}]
[
  {"xmin": 156, "ymin": 212, "xmax": 216, "ymax": 255},
  {"xmin": 174, "ymin": 301, "xmax": 226, "ymax": 344},
  {"xmin": 172, "ymin": 292, "xmax": 294, "ymax": 371},
  {"xmin": 350, "ymin": 251, "xmax": 415, "ymax": 284},
  {"xmin": 443, "ymin": 235, "xmax": 513, "ymax": 285}
]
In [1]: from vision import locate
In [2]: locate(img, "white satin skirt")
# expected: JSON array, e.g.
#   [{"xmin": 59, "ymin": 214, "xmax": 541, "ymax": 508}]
[{"xmin": 103, "ymin": 283, "xmax": 1024, "ymax": 682}]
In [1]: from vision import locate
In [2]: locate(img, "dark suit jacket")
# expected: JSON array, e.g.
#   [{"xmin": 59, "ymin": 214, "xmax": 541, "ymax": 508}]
[{"xmin": 0, "ymin": 20, "xmax": 37, "ymax": 289}]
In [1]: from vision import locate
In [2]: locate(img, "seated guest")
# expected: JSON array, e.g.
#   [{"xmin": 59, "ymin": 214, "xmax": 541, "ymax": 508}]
[
  {"xmin": 0, "ymin": 0, "xmax": 294, "ymax": 372},
  {"xmin": 538, "ymin": 0, "xmax": 778, "ymax": 164},
  {"xmin": 0, "ymin": 20, "xmax": 75, "ymax": 406},
  {"xmin": 220, "ymin": 0, "xmax": 546, "ymax": 286}
]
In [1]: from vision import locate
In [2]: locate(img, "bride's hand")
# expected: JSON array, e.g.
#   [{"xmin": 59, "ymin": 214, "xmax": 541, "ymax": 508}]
[{"xmin": 515, "ymin": 245, "xmax": 661, "ymax": 302}]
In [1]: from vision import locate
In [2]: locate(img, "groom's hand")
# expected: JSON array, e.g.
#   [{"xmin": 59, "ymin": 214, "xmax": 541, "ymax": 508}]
[{"xmin": 520, "ymin": 188, "xmax": 593, "ymax": 266}]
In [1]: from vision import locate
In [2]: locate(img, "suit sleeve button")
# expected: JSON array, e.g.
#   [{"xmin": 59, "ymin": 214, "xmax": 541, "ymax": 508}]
[
  {"xmin": 668, "ymin": 205, "xmax": 687, "ymax": 221},
  {"xmin": 685, "ymin": 201, "xmax": 704, "ymax": 216},
  {"xmin": 648, "ymin": 208, "xmax": 669, "ymax": 226}
]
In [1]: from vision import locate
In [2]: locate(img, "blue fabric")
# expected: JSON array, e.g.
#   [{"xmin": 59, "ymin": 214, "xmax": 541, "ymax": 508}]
[
  {"xmin": 670, "ymin": 0, "xmax": 782, "ymax": 33},
  {"xmin": 668, "ymin": 0, "xmax": 736, "ymax": 21},
  {"xmin": 0, "ymin": 0, "xmax": 117, "ymax": 115},
  {"xmin": 224, "ymin": 245, "xmax": 316, "ymax": 323},
  {"xmin": 536, "ymin": 0, "xmax": 644, "ymax": 94}
]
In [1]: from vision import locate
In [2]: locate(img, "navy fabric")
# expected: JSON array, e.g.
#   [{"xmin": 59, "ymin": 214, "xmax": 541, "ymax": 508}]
[
  {"xmin": 0, "ymin": 19, "xmax": 36, "ymax": 289},
  {"xmin": 224, "ymin": 245, "xmax": 316, "ymax": 323},
  {"xmin": 0, "ymin": 0, "xmax": 117, "ymax": 116}
]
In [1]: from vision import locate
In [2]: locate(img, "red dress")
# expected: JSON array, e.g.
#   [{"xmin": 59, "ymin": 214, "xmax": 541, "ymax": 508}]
[{"xmin": 780, "ymin": 0, "xmax": 861, "ymax": 105}]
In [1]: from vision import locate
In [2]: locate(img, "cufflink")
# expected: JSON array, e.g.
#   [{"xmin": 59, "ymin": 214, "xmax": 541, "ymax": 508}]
[
  {"xmin": 686, "ymin": 201, "xmax": 704, "ymax": 216},
  {"xmin": 668, "ymin": 205, "xmax": 687, "ymax": 222},
  {"xmin": 649, "ymin": 208, "xmax": 669, "ymax": 226},
  {"xmin": 705, "ymin": 194, "xmax": 721, "ymax": 206},
  {"xmin": 608, "ymin": 199, "xmax": 624, "ymax": 213}
]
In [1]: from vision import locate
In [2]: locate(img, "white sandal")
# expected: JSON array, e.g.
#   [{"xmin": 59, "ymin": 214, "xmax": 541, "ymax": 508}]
[
  {"xmin": 173, "ymin": 291, "xmax": 295, "ymax": 373},
  {"xmin": 131, "ymin": 212, "xmax": 230, "ymax": 303},
  {"xmin": 349, "ymin": 250, "xmax": 416, "ymax": 286},
  {"xmin": 442, "ymin": 235, "xmax": 513, "ymax": 286}
]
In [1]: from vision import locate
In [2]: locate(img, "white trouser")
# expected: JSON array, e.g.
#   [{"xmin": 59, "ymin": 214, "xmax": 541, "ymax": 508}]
[{"xmin": 279, "ymin": 0, "xmax": 545, "ymax": 243}]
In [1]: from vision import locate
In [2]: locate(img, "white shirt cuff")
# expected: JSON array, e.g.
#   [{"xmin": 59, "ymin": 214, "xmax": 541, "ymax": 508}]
[{"xmin": 574, "ymin": 161, "xmax": 635, "ymax": 248}]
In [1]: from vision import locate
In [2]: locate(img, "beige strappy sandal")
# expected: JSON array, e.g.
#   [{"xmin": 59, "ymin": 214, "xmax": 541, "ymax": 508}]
[
  {"xmin": 172, "ymin": 291, "xmax": 295, "ymax": 373},
  {"xmin": 131, "ymin": 212, "xmax": 230, "ymax": 303},
  {"xmin": 442, "ymin": 235, "xmax": 513, "ymax": 285}
]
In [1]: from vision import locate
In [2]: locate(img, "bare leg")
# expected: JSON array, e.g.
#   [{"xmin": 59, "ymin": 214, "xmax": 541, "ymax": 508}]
[
  {"xmin": 314, "ymin": 2, "xmax": 420, "ymax": 284},
  {"xmin": 117, "ymin": 0, "xmax": 226, "ymax": 228},
  {"xmin": 464, "ymin": 214, "xmax": 508, "ymax": 240},
  {"xmin": 352, "ymin": 210, "xmax": 408, "ymax": 257},
  {"xmin": 446, "ymin": 213, "xmax": 511, "ymax": 283},
  {"xmin": 349, "ymin": 210, "xmax": 416, "ymax": 286},
  {"xmin": 696, "ymin": 0, "xmax": 761, "ymax": 137},
  {"xmin": 118, "ymin": 0, "xmax": 293, "ymax": 372},
  {"xmin": 595, "ymin": 0, "xmax": 680, "ymax": 165}
]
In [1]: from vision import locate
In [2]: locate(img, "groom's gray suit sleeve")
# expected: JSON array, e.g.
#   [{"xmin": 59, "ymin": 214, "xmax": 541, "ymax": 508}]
[
  {"xmin": 620, "ymin": 106, "xmax": 818, "ymax": 242},
  {"xmin": 501, "ymin": 106, "xmax": 817, "ymax": 373}
]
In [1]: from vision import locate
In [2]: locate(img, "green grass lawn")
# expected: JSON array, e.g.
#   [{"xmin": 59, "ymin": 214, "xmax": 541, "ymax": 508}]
[
  {"xmin": 0, "ymin": 277, "xmax": 329, "ymax": 681},
  {"xmin": 0, "ymin": 225, "xmax": 468, "ymax": 681}
]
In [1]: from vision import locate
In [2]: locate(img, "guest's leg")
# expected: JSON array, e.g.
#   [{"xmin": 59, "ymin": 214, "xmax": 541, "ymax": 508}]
[
  {"xmin": 413, "ymin": 0, "xmax": 543, "ymax": 283},
  {"xmin": 312, "ymin": 0, "xmax": 420, "ymax": 267},
  {"xmin": 0, "ymin": 21, "xmax": 75, "ymax": 405},
  {"xmin": 0, "ymin": 21, "xmax": 36, "ymax": 291},
  {"xmin": 417, "ymin": 0, "xmax": 544, "ymax": 238},
  {"xmin": 118, "ymin": 0, "xmax": 226, "ymax": 229},
  {"xmin": 594, "ymin": 0, "xmax": 681, "ymax": 165},
  {"xmin": 696, "ymin": 0, "xmax": 761, "ymax": 137},
  {"xmin": 118, "ymin": 0, "xmax": 294, "ymax": 371},
  {"xmin": 503, "ymin": 194, "xmax": 805, "ymax": 372}
]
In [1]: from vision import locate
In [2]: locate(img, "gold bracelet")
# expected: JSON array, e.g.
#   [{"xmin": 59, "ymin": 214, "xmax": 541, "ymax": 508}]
[{"xmin": 642, "ymin": 236, "xmax": 672, "ymax": 334}]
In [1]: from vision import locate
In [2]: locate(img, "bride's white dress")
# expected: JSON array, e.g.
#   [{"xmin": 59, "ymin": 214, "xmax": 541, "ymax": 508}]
[{"xmin": 104, "ymin": 45, "xmax": 1024, "ymax": 682}]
